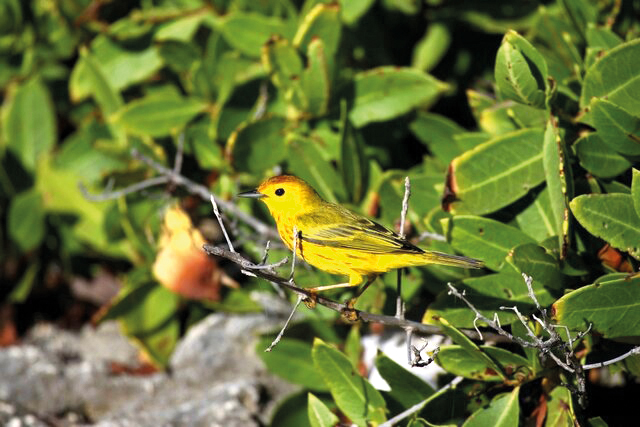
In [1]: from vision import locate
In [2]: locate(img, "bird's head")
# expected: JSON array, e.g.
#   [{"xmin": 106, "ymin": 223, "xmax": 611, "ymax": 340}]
[{"xmin": 238, "ymin": 175, "xmax": 322, "ymax": 216}]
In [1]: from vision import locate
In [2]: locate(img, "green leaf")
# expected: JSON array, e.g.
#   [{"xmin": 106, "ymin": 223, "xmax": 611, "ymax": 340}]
[
  {"xmin": 507, "ymin": 243, "xmax": 563, "ymax": 291},
  {"xmin": 546, "ymin": 386, "xmax": 576, "ymax": 427},
  {"xmin": 340, "ymin": 0, "xmax": 375, "ymax": 25},
  {"xmin": 115, "ymin": 95, "xmax": 208, "ymax": 137},
  {"xmin": 220, "ymin": 12, "xmax": 291, "ymax": 58},
  {"xmin": 573, "ymin": 133, "xmax": 632, "ymax": 178},
  {"xmin": 9, "ymin": 262, "xmax": 39, "ymax": 303},
  {"xmin": 262, "ymin": 36, "xmax": 306, "ymax": 114},
  {"xmin": 553, "ymin": 275, "xmax": 640, "ymax": 338},
  {"xmin": 580, "ymin": 38, "xmax": 640, "ymax": 116},
  {"xmin": 633, "ymin": 169, "xmax": 640, "ymax": 217},
  {"xmin": 436, "ymin": 345, "xmax": 529, "ymax": 382},
  {"xmin": 115, "ymin": 282, "xmax": 181, "ymax": 367},
  {"xmin": 409, "ymin": 112, "xmax": 466, "ymax": 165},
  {"xmin": 301, "ymin": 38, "xmax": 330, "ymax": 116},
  {"xmin": 271, "ymin": 391, "xmax": 312, "ymax": 427},
  {"xmin": 294, "ymin": 3, "xmax": 341, "ymax": 65},
  {"xmin": 308, "ymin": 393, "xmax": 339, "ymax": 427},
  {"xmin": 582, "ymin": 99, "xmax": 640, "ymax": 156},
  {"xmin": 570, "ymin": 194, "xmax": 640, "ymax": 260},
  {"xmin": 350, "ymin": 67, "xmax": 449, "ymax": 128},
  {"xmin": 312, "ymin": 338, "xmax": 387, "ymax": 425},
  {"xmin": 340, "ymin": 118, "xmax": 369, "ymax": 204},
  {"xmin": 424, "ymin": 271, "xmax": 554, "ymax": 328},
  {"xmin": 543, "ymin": 117, "xmax": 571, "ymax": 259},
  {"xmin": 515, "ymin": 186, "xmax": 556, "ymax": 242},
  {"xmin": 561, "ymin": 0, "xmax": 597, "ymax": 37},
  {"xmin": 8, "ymin": 189, "xmax": 45, "ymax": 252},
  {"xmin": 90, "ymin": 35, "xmax": 163, "ymax": 92},
  {"xmin": 375, "ymin": 353, "xmax": 434, "ymax": 407},
  {"xmin": 412, "ymin": 22, "xmax": 451, "ymax": 72},
  {"xmin": 257, "ymin": 338, "xmax": 328, "ymax": 392},
  {"xmin": 442, "ymin": 215, "xmax": 537, "ymax": 271},
  {"xmin": 69, "ymin": 49, "xmax": 124, "ymax": 119},
  {"xmin": 227, "ymin": 117, "xmax": 288, "ymax": 174},
  {"xmin": 2, "ymin": 78, "xmax": 56, "ymax": 171},
  {"xmin": 462, "ymin": 388, "xmax": 520, "ymax": 427},
  {"xmin": 587, "ymin": 417, "xmax": 609, "ymax": 427},
  {"xmin": 494, "ymin": 30, "xmax": 547, "ymax": 108},
  {"xmin": 446, "ymin": 128, "xmax": 545, "ymax": 215},
  {"xmin": 154, "ymin": 13, "xmax": 209, "ymax": 42},
  {"xmin": 287, "ymin": 135, "xmax": 347, "ymax": 203}
]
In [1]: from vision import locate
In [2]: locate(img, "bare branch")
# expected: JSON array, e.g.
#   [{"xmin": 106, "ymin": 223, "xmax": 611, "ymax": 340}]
[
  {"xmin": 265, "ymin": 295, "xmax": 304, "ymax": 352},
  {"xmin": 583, "ymin": 346, "xmax": 640, "ymax": 370},
  {"xmin": 210, "ymin": 195, "xmax": 235, "ymax": 253}
]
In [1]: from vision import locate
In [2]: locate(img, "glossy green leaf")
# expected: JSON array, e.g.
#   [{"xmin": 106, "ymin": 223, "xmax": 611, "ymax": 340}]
[
  {"xmin": 495, "ymin": 30, "xmax": 547, "ymax": 108},
  {"xmin": 2, "ymin": 78, "xmax": 56, "ymax": 171},
  {"xmin": 462, "ymin": 388, "xmax": 520, "ymax": 426},
  {"xmin": 312, "ymin": 338, "xmax": 387, "ymax": 425},
  {"xmin": 8, "ymin": 262, "xmax": 39, "ymax": 303},
  {"xmin": 376, "ymin": 353, "xmax": 434, "ymax": 407},
  {"xmin": 442, "ymin": 215, "xmax": 537, "ymax": 271},
  {"xmin": 424, "ymin": 271, "xmax": 554, "ymax": 328},
  {"xmin": 220, "ymin": 12, "xmax": 290, "ymax": 58},
  {"xmin": 580, "ymin": 38, "xmax": 640, "ymax": 116},
  {"xmin": 433, "ymin": 317, "xmax": 509, "ymax": 380},
  {"xmin": 446, "ymin": 128, "xmax": 545, "ymax": 215},
  {"xmin": 294, "ymin": 3, "xmax": 341, "ymax": 64},
  {"xmin": 553, "ymin": 275, "xmax": 640, "ymax": 338},
  {"xmin": 546, "ymin": 386, "xmax": 576, "ymax": 427},
  {"xmin": 570, "ymin": 194, "xmax": 640, "ymax": 260},
  {"xmin": 632, "ymin": 169, "xmax": 640, "ymax": 217},
  {"xmin": 583, "ymin": 99, "xmax": 640, "ymax": 156},
  {"xmin": 586, "ymin": 25, "xmax": 623, "ymax": 50},
  {"xmin": 69, "ymin": 49, "xmax": 124, "ymax": 119},
  {"xmin": 340, "ymin": 117, "xmax": 369, "ymax": 204},
  {"xmin": 90, "ymin": 35, "xmax": 163, "ymax": 92},
  {"xmin": 350, "ymin": 67, "xmax": 449, "ymax": 128},
  {"xmin": 35, "ymin": 157, "xmax": 130, "ymax": 258},
  {"xmin": 154, "ymin": 13, "xmax": 208, "ymax": 42},
  {"xmin": 409, "ymin": 112, "xmax": 466, "ymax": 165},
  {"xmin": 308, "ymin": 393, "xmax": 338, "ymax": 427},
  {"xmin": 8, "ymin": 189, "xmax": 45, "ymax": 252},
  {"xmin": 262, "ymin": 36, "xmax": 305, "ymax": 113},
  {"xmin": 271, "ymin": 391, "xmax": 312, "ymax": 427},
  {"xmin": 507, "ymin": 243, "xmax": 564, "ymax": 291},
  {"xmin": 436, "ymin": 345, "xmax": 530, "ymax": 382},
  {"xmin": 412, "ymin": 22, "xmax": 451, "ymax": 72},
  {"xmin": 561, "ymin": 0, "xmax": 597, "ymax": 37},
  {"xmin": 227, "ymin": 117, "xmax": 288, "ymax": 174},
  {"xmin": 258, "ymin": 338, "xmax": 328, "ymax": 392},
  {"xmin": 115, "ymin": 282, "xmax": 181, "ymax": 367},
  {"xmin": 340, "ymin": 0, "xmax": 375, "ymax": 25},
  {"xmin": 115, "ymin": 95, "xmax": 207, "ymax": 137},
  {"xmin": 301, "ymin": 38, "xmax": 330, "ymax": 116},
  {"xmin": 287, "ymin": 135, "xmax": 347, "ymax": 203},
  {"xmin": 543, "ymin": 117, "xmax": 571, "ymax": 259},
  {"xmin": 573, "ymin": 133, "xmax": 632, "ymax": 178},
  {"xmin": 515, "ymin": 186, "xmax": 556, "ymax": 242}
]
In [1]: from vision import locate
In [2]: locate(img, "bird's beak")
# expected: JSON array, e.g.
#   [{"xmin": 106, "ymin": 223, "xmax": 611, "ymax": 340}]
[{"xmin": 237, "ymin": 189, "xmax": 266, "ymax": 199}]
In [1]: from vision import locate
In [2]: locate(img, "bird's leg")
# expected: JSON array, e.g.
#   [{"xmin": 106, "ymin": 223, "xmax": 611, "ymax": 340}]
[
  {"xmin": 341, "ymin": 275, "xmax": 378, "ymax": 322},
  {"xmin": 304, "ymin": 282, "xmax": 354, "ymax": 309}
]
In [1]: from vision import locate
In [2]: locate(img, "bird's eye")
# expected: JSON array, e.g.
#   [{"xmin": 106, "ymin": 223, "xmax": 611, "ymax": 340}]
[{"xmin": 275, "ymin": 188, "xmax": 285, "ymax": 196}]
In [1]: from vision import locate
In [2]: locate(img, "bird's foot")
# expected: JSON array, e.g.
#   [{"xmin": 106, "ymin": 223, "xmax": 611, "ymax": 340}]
[
  {"xmin": 340, "ymin": 298, "xmax": 359, "ymax": 322},
  {"xmin": 303, "ymin": 292, "xmax": 317, "ymax": 309}
]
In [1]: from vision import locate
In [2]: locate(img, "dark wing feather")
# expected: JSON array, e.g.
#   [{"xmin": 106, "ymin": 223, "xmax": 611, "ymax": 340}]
[{"xmin": 297, "ymin": 206, "xmax": 423, "ymax": 255}]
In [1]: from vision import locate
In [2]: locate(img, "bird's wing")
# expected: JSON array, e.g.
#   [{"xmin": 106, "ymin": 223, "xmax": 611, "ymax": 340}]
[{"xmin": 296, "ymin": 207, "xmax": 424, "ymax": 255}]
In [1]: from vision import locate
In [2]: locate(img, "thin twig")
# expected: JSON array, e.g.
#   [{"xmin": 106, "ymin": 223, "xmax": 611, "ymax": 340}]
[
  {"xmin": 265, "ymin": 295, "xmax": 304, "ymax": 352},
  {"xmin": 81, "ymin": 148, "xmax": 279, "ymax": 239},
  {"xmin": 203, "ymin": 244, "xmax": 505, "ymax": 340},
  {"xmin": 396, "ymin": 177, "xmax": 411, "ymax": 319},
  {"xmin": 211, "ymin": 195, "xmax": 235, "ymax": 253},
  {"xmin": 583, "ymin": 346, "xmax": 640, "ymax": 370},
  {"xmin": 173, "ymin": 132, "xmax": 185, "ymax": 176},
  {"xmin": 379, "ymin": 376, "xmax": 464, "ymax": 427},
  {"xmin": 289, "ymin": 226, "xmax": 299, "ymax": 282}
]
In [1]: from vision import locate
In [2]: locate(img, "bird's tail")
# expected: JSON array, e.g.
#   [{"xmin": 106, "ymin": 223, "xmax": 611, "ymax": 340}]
[{"xmin": 422, "ymin": 251, "xmax": 484, "ymax": 269}]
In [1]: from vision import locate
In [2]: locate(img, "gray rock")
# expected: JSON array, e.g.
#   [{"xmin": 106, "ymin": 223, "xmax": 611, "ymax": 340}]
[{"xmin": 0, "ymin": 301, "xmax": 298, "ymax": 427}]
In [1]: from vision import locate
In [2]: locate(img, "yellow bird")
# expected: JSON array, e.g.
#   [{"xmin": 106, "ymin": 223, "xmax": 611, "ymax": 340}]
[{"xmin": 239, "ymin": 175, "xmax": 482, "ymax": 301}]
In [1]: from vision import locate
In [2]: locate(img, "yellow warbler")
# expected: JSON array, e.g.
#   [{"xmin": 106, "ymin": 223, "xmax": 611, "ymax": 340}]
[{"xmin": 239, "ymin": 175, "xmax": 482, "ymax": 298}]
